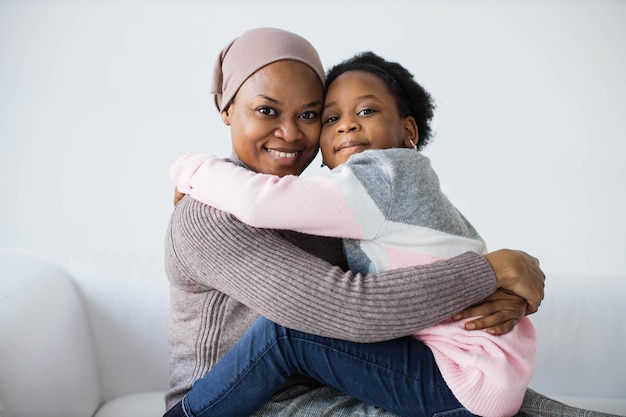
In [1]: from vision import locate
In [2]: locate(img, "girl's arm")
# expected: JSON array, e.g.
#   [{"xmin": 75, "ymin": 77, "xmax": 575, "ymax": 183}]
[{"xmin": 170, "ymin": 153, "xmax": 380, "ymax": 240}]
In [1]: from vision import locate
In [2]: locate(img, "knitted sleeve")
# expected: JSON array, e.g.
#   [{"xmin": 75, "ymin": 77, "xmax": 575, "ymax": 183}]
[
  {"xmin": 170, "ymin": 153, "xmax": 380, "ymax": 239},
  {"xmin": 167, "ymin": 197, "xmax": 496, "ymax": 342}
]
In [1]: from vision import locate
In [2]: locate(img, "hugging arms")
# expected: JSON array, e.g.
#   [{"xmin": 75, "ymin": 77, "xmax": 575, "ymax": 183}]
[{"xmin": 164, "ymin": 27, "xmax": 546, "ymax": 417}]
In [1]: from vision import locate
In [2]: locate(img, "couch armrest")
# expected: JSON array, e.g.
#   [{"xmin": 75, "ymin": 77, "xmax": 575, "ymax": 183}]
[{"xmin": 0, "ymin": 248, "xmax": 102, "ymax": 417}]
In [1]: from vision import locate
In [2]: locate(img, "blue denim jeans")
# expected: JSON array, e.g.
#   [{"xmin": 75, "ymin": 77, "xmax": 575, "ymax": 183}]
[{"xmin": 182, "ymin": 317, "xmax": 474, "ymax": 417}]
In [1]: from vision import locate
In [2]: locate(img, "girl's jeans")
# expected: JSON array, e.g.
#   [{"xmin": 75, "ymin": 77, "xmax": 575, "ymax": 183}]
[{"xmin": 182, "ymin": 316, "xmax": 474, "ymax": 417}]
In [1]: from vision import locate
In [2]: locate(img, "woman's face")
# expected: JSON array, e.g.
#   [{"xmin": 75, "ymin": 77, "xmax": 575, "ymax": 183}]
[
  {"xmin": 223, "ymin": 60, "xmax": 324, "ymax": 177},
  {"xmin": 320, "ymin": 70, "xmax": 416, "ymax": 169}
]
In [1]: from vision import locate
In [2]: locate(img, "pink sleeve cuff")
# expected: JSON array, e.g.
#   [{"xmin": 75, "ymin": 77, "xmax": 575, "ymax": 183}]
[{"xmin": 170, "ymin": 153, "xmax": 212, "ymax": 193}]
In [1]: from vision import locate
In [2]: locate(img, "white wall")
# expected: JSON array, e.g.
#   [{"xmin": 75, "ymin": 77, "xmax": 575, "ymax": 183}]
[{"xmin": 1, "ymin": 0, "xmax": 625, "ymax": 281}]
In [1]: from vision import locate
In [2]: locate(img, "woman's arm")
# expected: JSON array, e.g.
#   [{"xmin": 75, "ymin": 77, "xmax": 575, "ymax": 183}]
[
  {"xmin": 168, "ymin": 197, "xmax": 544, "ymax": 342},
  {"xmin": 168, "ymin": 197, "xmax": 496, "ymax": 342},
  {"xmin": 170, "ymin": 153, "xmax": 377, "ymax": 239}
]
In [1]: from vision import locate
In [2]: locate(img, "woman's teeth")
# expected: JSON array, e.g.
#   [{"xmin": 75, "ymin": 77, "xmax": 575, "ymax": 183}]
[{"xmin": 268, "ymin": 149, "xmax": 297, "ymax": 158}]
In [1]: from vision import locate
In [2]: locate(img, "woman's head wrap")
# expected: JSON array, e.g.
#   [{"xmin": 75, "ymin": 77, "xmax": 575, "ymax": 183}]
[{"xmin": 211, "ymin": 27, "xmax": 325, "ymax": 112}]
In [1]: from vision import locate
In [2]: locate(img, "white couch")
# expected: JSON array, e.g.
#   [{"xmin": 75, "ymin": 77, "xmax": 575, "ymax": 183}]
[{"xmin": 1, "ymin": 247, "xmax": 625, "ymax": 417}]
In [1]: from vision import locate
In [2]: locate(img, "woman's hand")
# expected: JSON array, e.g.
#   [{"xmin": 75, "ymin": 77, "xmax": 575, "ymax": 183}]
[
  {"xmin": 484, "ymin": 249, "xmax": 545, "ymax": 314},
  {"xmin": 452, "ymin": 289, "xmax": 527, "ymax": 335}
]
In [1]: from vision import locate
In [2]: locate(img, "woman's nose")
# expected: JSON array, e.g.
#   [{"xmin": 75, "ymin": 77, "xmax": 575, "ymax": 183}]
[{"xmin": 274, "ymin": 119, "xmax": 302, "ymax": 142}]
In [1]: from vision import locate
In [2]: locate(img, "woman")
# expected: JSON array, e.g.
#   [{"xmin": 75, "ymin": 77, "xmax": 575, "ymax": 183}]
[{"xmin": 164, "ymin": 27, "xmax": 545, "ymax": 416}]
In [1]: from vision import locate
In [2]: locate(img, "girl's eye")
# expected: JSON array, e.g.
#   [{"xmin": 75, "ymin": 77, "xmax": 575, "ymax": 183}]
[
  {"xmin": 357, "ymin": 108, "xmax": 375, "ymax": 116},
  {"xmin": 258, "ymin": 107, "xmax": 277, "ymax": 116},
  {"xmin": 323, "ymin": 115, "xmax": 339, "ymax": 125},
  {"xmin": 300, "ymin": 111, "xmax": 320, "ymax": 120}
]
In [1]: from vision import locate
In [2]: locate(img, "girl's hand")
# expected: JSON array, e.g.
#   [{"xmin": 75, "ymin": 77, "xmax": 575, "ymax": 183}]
[
  {"xmin": 174, "ymin": 188, "xmax": 186, "ymax": 205},
  {"xmin": 452, "ymin": 289, "xmax": 527, "ymax": 336}
]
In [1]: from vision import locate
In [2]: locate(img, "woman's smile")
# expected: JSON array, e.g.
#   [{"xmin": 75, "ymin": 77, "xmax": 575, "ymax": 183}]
[{"xmin": 266, "ymin": 147, "xmax": 306, "ymax": 167}]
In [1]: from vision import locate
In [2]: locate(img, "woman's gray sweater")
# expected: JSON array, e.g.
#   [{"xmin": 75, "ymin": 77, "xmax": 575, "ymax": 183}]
[{"xmin": 164, "ymin": 196, "xmax": 495, "ymax": 409}]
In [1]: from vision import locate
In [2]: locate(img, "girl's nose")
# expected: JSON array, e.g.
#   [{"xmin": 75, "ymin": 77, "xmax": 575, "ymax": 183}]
[{"xmin": 337, "ymin": 118, "xmax": 359, "ymax": 134}]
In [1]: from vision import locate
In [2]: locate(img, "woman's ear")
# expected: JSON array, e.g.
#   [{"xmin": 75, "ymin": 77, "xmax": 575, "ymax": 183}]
[
  {"xmin": 402, "ymin": 116, "xmax": 419, "ymax": 149},
  {"xmin": 221, "ymin": 109, "xmax": 231, "ymax": 126}
]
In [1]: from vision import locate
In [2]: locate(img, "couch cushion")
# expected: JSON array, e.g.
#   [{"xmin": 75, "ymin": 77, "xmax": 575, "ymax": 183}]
[
  {"xmin": 0, "ymin": 248, "xmax": 101, "ymax": 417},
  {"xmin": 93, "ymin": 392, "xmax": 166, "ymax": 417},
  {"xmin": 66, "ymin": 252, "xmax": 170, "ymax": 402}
]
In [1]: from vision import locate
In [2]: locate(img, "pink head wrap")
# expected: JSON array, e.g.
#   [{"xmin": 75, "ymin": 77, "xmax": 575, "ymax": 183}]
[{"xmin": 210, "ymin": 27, "xmax": 325, "ymax": 112}]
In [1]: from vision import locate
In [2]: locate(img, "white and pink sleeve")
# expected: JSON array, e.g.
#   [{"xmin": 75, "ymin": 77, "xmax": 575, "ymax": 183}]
[
  {"xmin": 170, "ymin": 153, "xmax": 212, "ymax": 194},
  {"xmin": 170, "ymin": 153, "xmax": 372, "ymax": 239}
]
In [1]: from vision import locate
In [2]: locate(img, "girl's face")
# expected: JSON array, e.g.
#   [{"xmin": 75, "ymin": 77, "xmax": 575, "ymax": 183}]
[
  {"xmin": 320, "ymin": 70, "xmax": 417, "ymax": 169},
  {"xmin": 222, "ymin": 60, "xmax": 323, "ymax": 177}
]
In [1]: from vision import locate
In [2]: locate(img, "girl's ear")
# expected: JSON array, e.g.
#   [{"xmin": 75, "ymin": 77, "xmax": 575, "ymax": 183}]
[{"xmin": 402, "ymin": 116, "xmax": 419, "ymax": 149}]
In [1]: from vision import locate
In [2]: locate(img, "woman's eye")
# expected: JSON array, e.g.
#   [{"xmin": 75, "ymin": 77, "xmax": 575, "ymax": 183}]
[
  {"xmin": 357, "ymin": 108, "xmax": 375, "ymax": 116},
  {"xmin": 258, "ymin": 107, "xmax": 277, "ymax": 116},
  {"xmin": 323, "ymin": 115, "xmax": 339, "ymax": 125},
  {"xmin": 300, "ymin": 111, "xmax": 319, "ymax": 120}
]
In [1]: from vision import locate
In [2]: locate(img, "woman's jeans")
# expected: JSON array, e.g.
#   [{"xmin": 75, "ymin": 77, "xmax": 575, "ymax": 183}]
[{"xmin": 182, "ymin": 316, "xmax": 473, "ymax": 417}]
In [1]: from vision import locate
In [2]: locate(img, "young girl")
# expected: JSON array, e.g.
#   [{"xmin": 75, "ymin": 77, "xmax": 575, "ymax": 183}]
[{"xmin": 166, "ymin": 52, "xmax": 536, "ymax": 417}]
